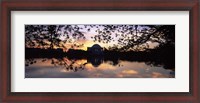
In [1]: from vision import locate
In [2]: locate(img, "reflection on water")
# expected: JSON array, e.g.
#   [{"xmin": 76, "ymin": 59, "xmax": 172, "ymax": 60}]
[{"xmin": 25, "ymin": 57, "xmax": 175, "ymax": 78}]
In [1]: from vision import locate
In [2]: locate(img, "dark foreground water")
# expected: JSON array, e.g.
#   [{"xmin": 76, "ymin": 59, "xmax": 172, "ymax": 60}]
[{"xmin": 25, "ymin": 57, "xmax": 175, "ymax": 78}]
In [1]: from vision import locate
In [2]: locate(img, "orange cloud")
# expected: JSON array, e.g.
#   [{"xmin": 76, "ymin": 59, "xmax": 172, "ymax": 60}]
[
  {"xmin": 121, "ymin": 70, "xmax": 138, "ymax": 75},
  {"xmin": 152, "ymin": 72, "xmax": 165, "ymax": 78}
]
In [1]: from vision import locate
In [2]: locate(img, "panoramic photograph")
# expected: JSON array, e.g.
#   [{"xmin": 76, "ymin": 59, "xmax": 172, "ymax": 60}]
[{"xmin": 25, "ymin": 25, "xmax": 175, "ymax": 78}]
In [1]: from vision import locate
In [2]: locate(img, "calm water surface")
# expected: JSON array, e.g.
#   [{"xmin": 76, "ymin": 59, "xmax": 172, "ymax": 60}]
[{"xmin": 25, "ymin": 57, "xmax": 175, "ymax": 78}]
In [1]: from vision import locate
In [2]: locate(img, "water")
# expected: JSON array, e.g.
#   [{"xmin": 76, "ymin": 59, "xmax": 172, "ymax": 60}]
[{"xmin": 25, "ymin": 57, "xmax": 175, "ymax": 78}]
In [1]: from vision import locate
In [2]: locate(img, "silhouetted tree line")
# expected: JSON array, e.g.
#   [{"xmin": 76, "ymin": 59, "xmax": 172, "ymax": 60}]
[{"xmin": 25, "ymin": 44, "xmax": 174, "ymax": 71}]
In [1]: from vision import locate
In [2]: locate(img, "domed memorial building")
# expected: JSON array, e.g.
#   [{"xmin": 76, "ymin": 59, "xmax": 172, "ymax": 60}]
[{"xmin": 87, "ymin": 44, "xmax": 104, "ymax": 55}]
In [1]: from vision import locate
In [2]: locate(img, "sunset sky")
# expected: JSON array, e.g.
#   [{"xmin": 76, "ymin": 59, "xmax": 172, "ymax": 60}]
[
  {"xmin": 57, "ymin": 25, "xmax": 158, "ymax": 51},
  {"xmin": 25, "ymin": 25, "xmax": 160, "ymax": 51}
]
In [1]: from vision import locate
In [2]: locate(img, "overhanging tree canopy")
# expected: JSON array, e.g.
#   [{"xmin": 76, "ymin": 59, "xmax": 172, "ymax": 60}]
[{"xmin": 25, "ymin": 25, "xmax": 175, "ymax": 51}]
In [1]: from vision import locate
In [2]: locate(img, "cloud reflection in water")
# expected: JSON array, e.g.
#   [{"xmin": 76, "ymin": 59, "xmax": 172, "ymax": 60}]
[{"xmin": 25, "ymin": 58, "xmax": 175, "ymax": 78}]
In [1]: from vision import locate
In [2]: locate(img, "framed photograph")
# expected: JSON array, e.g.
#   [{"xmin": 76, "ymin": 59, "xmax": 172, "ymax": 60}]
[{"xmin": 0, "ymin": 0, "xmax": 199, "ymax": 102}]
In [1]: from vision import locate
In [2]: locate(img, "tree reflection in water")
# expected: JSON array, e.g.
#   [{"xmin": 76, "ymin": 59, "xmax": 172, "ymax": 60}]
[
  {"xmin": 25, "ymin": 55, "xmax": 175, "ymax": 78},
  {"xmin": 26, "ymin": 56, "xmax": 107, "ymax": 72}
]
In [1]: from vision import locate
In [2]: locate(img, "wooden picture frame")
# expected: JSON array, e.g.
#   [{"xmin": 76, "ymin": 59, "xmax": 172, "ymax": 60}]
[{"xmin": 0, "ymin": 0, "xmax": 199, "ymax": 102}]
